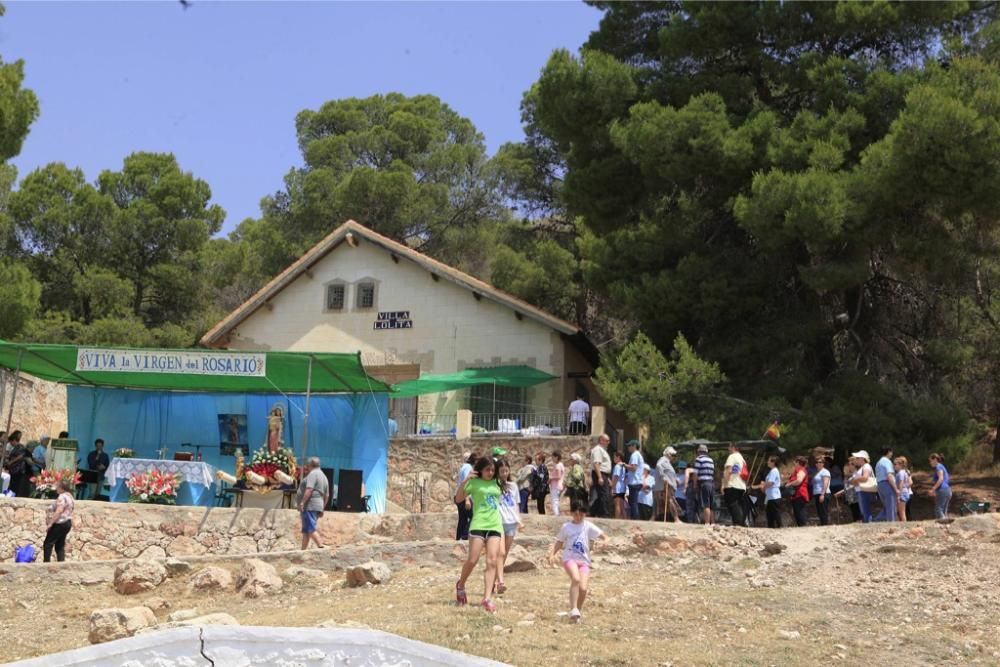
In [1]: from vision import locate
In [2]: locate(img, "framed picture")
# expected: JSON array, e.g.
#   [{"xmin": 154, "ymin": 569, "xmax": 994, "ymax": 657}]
[{"xmin": 218, "ymin": 414, "xmax": 249, "ymax": 456}]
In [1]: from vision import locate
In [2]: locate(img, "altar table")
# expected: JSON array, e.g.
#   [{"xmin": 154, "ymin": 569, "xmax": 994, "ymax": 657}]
[{"xmin": 106, "ymin": 457, "xmax": 217, "ymax": 507}]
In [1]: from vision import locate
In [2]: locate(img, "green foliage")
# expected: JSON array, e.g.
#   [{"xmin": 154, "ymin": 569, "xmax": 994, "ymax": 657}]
[
  {"xmin": 0, "ymin": 37, "xmax": 39, "ymax": 161},
  {"xmin": 596, "ymin": 332, "xmax": 726, "ymax": 446},
  {"xmin": 0, "ymin": 263, "xmax": 41, "ymax": 339},
  {"xmin": 248, "ymin": 93, "xmax": 506, "ymax": 281},
  {"xmin": 526, "ymin": 1, "xmax": 1000, "ymax": 461}
]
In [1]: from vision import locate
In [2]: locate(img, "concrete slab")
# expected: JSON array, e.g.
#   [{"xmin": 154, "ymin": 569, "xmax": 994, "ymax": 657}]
[{"xmin": 2, "ymin": 626, "xmax": 509, "ymax": 667}]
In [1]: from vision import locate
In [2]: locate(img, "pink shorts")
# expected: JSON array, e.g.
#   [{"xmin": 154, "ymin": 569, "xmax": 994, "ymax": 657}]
[{"xmin": 563, "ymin": 560, "xmax": 590, "ymax": 575}]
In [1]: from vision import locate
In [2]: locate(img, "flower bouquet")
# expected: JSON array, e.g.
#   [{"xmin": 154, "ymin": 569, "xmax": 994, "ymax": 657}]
[
  {"xmin": 114, "ymin": 448, "xmax": 136, "ymax": 459},
  {"xmin": 126, "ymin": 469, "xmax": 181, "ymax": 504},
  {"xmin": 30, "ymin": 469, "xmax": 81, "ymax": 499}
]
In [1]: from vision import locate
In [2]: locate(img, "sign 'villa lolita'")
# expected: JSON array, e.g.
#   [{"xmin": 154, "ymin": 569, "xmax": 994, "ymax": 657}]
[{"xmin": 75, "ymin": 348, "xmax": 267, "ymax": 377}]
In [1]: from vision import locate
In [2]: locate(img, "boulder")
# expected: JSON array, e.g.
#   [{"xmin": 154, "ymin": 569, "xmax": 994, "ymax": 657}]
[
  {"xmin": 345, "ymin": 560, "xmax": 392, "ymax": 587},
  {"xmin": 88, "ymin": 607, "xmax": 156, "ymax": 644},
  {"xmin": 144, "ymin": 597, "xmax": 171, "ymax": 612},
  {"xmin": 164, "ymin": 557, "xmax": 192, "ymax": 577},
  {"xmin": 167, "ymin": 608, "xmax": 200, "ymax": 622},
  {"xmin": 189, "ymin": 566, "xmax": 233, "ymax": 591},
  {"xmin": 136, "ymin": 545, "xmax": 167, "ymax": 561},
  {"xmin": 140, "ymin": 612, "xmax": 239, "ymax": 633},
  {"xmin": 503, "ymin": 545, "xmax": 537, "ymax": 573},
  {"xmin": 113, "ymin": 560, "xmax": 167, "ymax": 595},
  {"xmin": 236, "ymin": 559, "xmax": 284, "ymax": 598}
]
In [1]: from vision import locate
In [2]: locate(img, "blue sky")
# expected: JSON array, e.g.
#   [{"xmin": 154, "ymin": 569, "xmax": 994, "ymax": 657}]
[{"xmin": 2, "ymin": 1, "xmax": 601, "ymax": 233}]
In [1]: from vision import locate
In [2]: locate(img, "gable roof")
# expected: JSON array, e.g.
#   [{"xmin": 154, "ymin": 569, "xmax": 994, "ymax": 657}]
[{"xmin": 200, "ymin": 219, "xmax": 584, "ymax": 348}]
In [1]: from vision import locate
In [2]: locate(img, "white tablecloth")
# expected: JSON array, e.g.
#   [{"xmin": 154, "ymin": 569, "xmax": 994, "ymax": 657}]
[{"xmin": 107, "ymin": 457, "xmax": 217, "ymax": 487}]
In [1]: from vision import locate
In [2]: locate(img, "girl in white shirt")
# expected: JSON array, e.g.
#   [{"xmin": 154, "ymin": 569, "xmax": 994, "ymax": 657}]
[
  {"xmin": 495, "ymin": 459, "xmax": 523, "ymax": 594},
  {"xmin": 547, "ymin": 499, "xmax": 606, "ymax": 622},
  {"xmin": 548, "ymin": 451, "xmax": 565, "ymax": 516}
]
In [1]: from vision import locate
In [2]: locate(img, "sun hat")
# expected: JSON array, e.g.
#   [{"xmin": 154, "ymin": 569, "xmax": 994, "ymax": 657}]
[
  {"xmin": 677, "ymin": 461, "xmax": 688, "ymax": 469},
  {"xmin": 492, "ymin": 447, "xmax": 508, "ymax": 457},
  {"xmin": 664, "ymin": 446, "xmax": 678, "ymax": 456},
  {"xmin": 626, "ymin": 439, "xmax": 640, "ymax": 449},
  {"xmin": 851, "ymin": 450, "xmax": 870, "ymax": 461}
]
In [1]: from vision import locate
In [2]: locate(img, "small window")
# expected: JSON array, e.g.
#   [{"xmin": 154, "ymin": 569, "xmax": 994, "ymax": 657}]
[
  {"xmin": 356, "ymin": 281, "xmax": 376, "ymax": 309},
  {"xmin": 326, "ymin": 284, "xmax": 345, "ymax": 311}
]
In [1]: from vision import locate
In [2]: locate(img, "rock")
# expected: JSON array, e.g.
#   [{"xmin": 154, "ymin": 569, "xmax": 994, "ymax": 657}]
[
  {"xmin": 167, "ymin": 608, "xmax": 200, "ymax": 622},
  {"xmin": 345, "ymin": 560, "xmax": 392, "ymax": 587},
  {"xmin": 144, "ymin": 597, "xmax": 171, "ymax": 612},
  {"xmin": 136, "ymin": 545, "xmax": 167, "ymax": 561},
  {"xmin": 113, "ymin": 560, "xmax": 166, "ymax": 595},
  {"xmin": 167, "ymin": 535, "xmax": 207, "ymax": 557},
  {"xmin": 164, "ymin": 558, "xmax": 192, "ymax": 577},
  {"xmin": 503, "ymin": 545, "xmax": 537, "ymax": 573},
  {"xmin": 517, "ymin": 620, "xmax": 535, "ymax": 627},
  {"xmin": 520, "ymin": 613, "xmax": 536, "ymax": 622},
  {"xmin": 228, "ymin": 535, "xmax": 258, "ymax": 555},
  {"xmin": 778, "ymin": 630, "xmax": 801, "ymax": 640},
  {"xmin": 602, "ymin": 553, "xmax": 627, "ymax": 566},
  {"xmin": 189, "ymin": 566, "xmax": 233, "ymax": 591},
  {"xmin": 759, "ymin": 542, "xmax": 786, "ymax": 557},
  {"xmin": 285, "ymin": 565, "xmax": 327, "ymax": 580},
  {"xmin": 146, "ymin": 612, "xmax": 240, "ymax": 632},
  {"xmin": 237, "ymin": 559, "xmax": 284, "ymax": 598},
  {"xmin": 88, "ymin": 607, "xmax": 156, "ymax": 644}
]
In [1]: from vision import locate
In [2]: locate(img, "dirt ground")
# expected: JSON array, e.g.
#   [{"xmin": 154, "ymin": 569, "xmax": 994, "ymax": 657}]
[{"xmin": 1, "ymin": 510, "xmax": 999, "ymax": 667}]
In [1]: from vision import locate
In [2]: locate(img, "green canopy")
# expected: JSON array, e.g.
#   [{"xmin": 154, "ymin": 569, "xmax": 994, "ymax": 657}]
[
  {"xmin": 0, "ymin": 341, "xmax": 390, "ymax": 394},
  {"xmin": 391, "ymin": 365, "xmax": 557, "ymax": 397}
]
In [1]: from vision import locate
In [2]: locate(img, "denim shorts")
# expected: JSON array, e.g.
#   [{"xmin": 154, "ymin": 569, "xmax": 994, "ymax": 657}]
[
  {"xmin": 699, "ymin": 485, "xmax": 714, "ymax": 509},
  {"xmin": 502, "ymin": 523, "xmax": 518, "ymax": 537},
  {"xmin": 300, "ymin": 510, "xmax": 319, "ymax": 534}
]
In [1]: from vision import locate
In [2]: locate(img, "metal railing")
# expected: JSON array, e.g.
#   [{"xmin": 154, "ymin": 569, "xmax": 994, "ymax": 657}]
[{"xmin": 393, "ymin": 411, "xmax": 584, "ymax": 437}]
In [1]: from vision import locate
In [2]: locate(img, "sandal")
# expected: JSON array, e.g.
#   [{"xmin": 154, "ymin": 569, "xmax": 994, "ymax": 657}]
[
  {"xmin": 496, "ymin": 580, "xmax": 507, "ymax": 595},
  {"xmin": 455, "ymin": 580, "xmax": 467, "ymax": 606},
  {"xmin": 481, "ymin": 598, "xmax": 497, "ymax": 613}
]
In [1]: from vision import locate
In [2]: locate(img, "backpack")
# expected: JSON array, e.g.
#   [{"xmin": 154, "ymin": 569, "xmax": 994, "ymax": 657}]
[
  {"xmin": 530, "ymin": 464, "xmax": 549, "ymax": 498},
  {"xmin": 739, "ymin": 461, "xmax": 750, "ymax": 482},
  {"xmin": 15, "ymin": 544, "xmax": 36, "ymax": 563}
]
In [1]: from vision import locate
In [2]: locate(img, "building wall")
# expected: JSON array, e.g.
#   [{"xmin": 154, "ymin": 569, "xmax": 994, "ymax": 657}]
[
  {"xmin": 225, "ymin": 238, "xmax": 569, "ymax": 415},
  {"xmin": 0, "ymin": 371, "xmax": 67, "ymax": 442}
]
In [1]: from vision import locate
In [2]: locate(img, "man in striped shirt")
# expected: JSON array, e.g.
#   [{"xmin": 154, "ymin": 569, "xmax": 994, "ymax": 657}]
[{"xmin": 692, "ymin": 444, "xmax": 716, "ymax": 525}]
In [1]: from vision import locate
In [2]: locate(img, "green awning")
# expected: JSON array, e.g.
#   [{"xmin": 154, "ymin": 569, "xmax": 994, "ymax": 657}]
[
  {"xmin": 0, "ymin": 341, "xmax": 390, "ymax": 394},
  {"xmin": 391, "ymin": 365, "xmax": 557, "ymax": 397}
]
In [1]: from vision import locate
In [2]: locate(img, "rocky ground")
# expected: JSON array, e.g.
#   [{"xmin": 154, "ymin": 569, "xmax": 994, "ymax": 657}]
[{"xmin": 0, "ymin": 510, "xmax": 999, "ymax": 666}]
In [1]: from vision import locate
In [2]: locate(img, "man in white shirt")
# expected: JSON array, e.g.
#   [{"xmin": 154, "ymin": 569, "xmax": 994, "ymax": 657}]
[
  {"xmin": 656, "ymin": 446, "xmax": 681, "ymax": 522},
  {"xmin": 722, "ymin": 442, "xmax": 747, "ymax": 526},
  {"xmin": 567, "ymin": 395, "xmax": 590, "ymax": 435},
  {"xmin": 589, "ymin": 434, "xmax": 612, "ymax": 518}
]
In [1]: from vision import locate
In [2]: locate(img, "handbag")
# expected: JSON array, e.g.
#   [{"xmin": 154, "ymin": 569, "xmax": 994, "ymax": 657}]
[{"xmin": 858, "ymin": 476, "xmax": 878, "ymax": 493}]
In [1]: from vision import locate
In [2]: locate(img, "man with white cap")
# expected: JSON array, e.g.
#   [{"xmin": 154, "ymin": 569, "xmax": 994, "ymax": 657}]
[{"xmin": 656, "ymin": 446, "xmax": 680, "ymax": 522}]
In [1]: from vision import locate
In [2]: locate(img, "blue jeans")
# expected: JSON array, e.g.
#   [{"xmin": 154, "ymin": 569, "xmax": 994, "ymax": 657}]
[
  {"xmin": 518, "ymin": 488, "xmax": 530, "ymax": 514},
  {"xmin": 627, "ymin": 485, "xmax": 642, "ymax": 520},
  {"xmin": 858, "ymin": 491, "xmax": 875, "ymax": 523},
  {"xmin": 934, "ymin": 487, "xmax": 952, "ymax": 519},
  {"xmin": 875, "ymin": 480, "xmax": 897, "ymax": 522}
]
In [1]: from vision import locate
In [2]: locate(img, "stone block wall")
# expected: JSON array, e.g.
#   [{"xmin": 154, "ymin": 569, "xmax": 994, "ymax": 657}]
[
  {"xmin": 0, "ymin": 371, "xmax": 67, "ymax": 441},
  {"xmin": 387, "ymin": 434, "xmax": 594, "ymax": 512}
]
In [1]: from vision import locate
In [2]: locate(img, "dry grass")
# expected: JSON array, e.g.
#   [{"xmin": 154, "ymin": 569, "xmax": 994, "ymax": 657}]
[{"xmin": 2, "ymin": 528, "xmax": 999, "ymax": 667}]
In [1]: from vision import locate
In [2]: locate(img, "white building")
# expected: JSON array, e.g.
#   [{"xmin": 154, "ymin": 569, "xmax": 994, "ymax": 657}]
[{"xmin": 201, "ymin": 220, "xmax": 626, "ymax": 437}]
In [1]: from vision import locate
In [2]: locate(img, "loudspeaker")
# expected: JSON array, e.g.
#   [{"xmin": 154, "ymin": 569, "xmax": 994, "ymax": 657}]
[
  {"xmin": 337, "ymin": 469, "xmax": 364, "ymax": 512},
  {"xmin": 320, "ymin": 467, "xmax": 336, "ymax": 510}
]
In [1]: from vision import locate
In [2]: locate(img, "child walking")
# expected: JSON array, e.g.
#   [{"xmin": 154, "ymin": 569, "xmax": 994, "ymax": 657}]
[
  {"xmin": 454, "ymin": 456, "xmax": 504, "ymax": 613},
  {"xmin": 496, "ymin": 458, "xmax": 524, "ymax": 594},
  {"xmin": 547, "ymin": 499, "xmax": 606, "ymax": 622}
]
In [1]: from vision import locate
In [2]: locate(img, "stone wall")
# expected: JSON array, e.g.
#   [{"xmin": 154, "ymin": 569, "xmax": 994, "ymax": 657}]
[
  {"xmin": 387, "ymin": 434, "xmax": 594, "ymax": 512},
  {"xmin": 0, "ymin": 371, "xmax": 68, "ymax": 440}
]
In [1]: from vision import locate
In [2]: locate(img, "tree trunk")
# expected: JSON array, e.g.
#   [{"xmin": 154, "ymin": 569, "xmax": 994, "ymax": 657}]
[{"xmin": 992, "ymin": 412, "xmax": 1000, "ymax": 464}]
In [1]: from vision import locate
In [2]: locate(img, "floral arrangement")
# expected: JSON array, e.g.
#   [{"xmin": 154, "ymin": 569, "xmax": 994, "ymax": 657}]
[
  {"xmin": 247, "ymin": 448, "xmax": 296, "ymax": 480},
  {"xmin": 30, "ymin": 469, "xmax": 81, "ymax": 499},
  {"xmin": 125, "ymin": 469, "xmax": 181, "ymax": 504},
  {"xmin": 114, "ymin": 448, "xmax": 136, "ymax": 459}
]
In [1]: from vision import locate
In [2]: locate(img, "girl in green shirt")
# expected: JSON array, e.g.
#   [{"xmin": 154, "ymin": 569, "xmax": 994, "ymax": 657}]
[{"xmin": 454, "ymin": 456, "xmax": 503, "ymax": 613}]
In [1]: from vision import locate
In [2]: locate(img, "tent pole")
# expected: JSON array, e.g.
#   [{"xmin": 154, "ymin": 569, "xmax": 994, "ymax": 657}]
[
  {"xmin": 298, "ymin": 355, "xmax": 314, "ymax": 482},
  {"xmin": 0, "ymin": 348, "xmax": 25, "ymax": 473}
]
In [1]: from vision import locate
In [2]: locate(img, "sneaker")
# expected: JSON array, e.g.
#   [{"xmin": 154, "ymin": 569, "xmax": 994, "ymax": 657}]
[
  {"xmin": 569, "ymin": 608, "xmax": 581, "ymax": 622},
  {"xmin": 496, "ymin": 580, "xmax": 507, "ymax": 595},
  {"xmin": 481, "ymin": 599, "xmax": 497, "ymax": 613},
  {"xmin": 455, "ymin": 581, "xmax": 467, "ymax": 606}
]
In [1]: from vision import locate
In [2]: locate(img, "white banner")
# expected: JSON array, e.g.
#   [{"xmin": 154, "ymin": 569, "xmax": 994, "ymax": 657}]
[{"xmin": 76, "ymin": 348, "xmax": 267, "ymax": 377}]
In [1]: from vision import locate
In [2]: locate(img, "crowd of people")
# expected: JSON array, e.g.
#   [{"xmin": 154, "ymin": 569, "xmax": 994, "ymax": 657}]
[
  {"xmin": 449, "ymin": 441, "xmax": 955, "ymax": 618},
  {"xmin": 454, "ymin": 440, "xmax": 954, "ymax": 538}
]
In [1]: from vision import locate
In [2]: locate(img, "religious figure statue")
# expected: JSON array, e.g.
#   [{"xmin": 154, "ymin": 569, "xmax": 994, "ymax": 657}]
[{"xmin": 266, "ymin": 404, "xmax": 284, "ymax": 453}]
